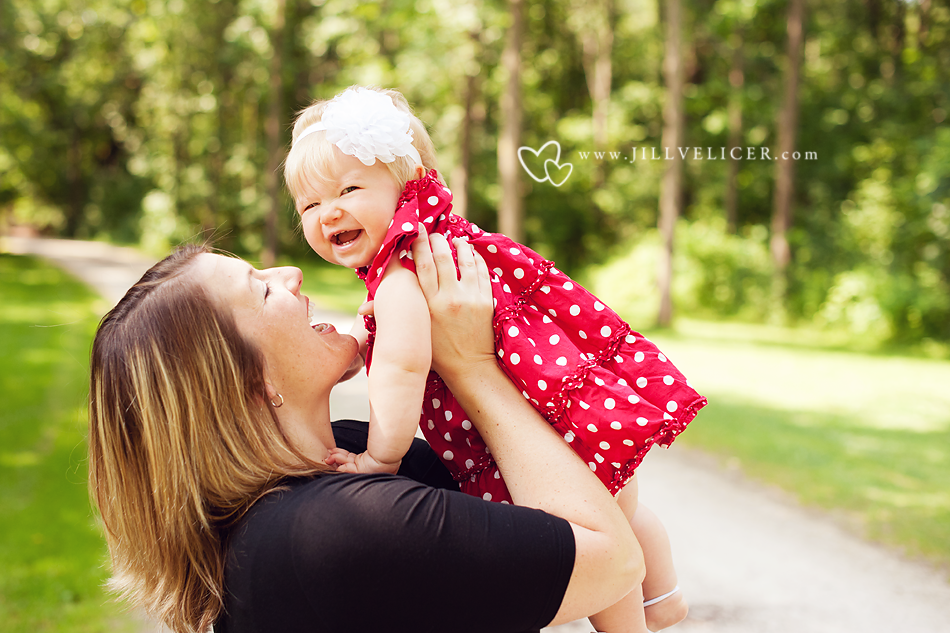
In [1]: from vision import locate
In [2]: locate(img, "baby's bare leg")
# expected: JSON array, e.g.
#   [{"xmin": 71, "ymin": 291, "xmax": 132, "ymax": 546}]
[
  {"xmin": 630, "ymin": 500, "xmax": 688, "ymax": 630},
  {"xmin": 588, "ymin": 477, "xmax": 649, "ymax": 633}
]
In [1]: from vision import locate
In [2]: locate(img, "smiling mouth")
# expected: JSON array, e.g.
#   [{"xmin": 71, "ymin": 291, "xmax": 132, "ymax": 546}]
[{"xmin": 332, "ymin": 230, "xmax": 362, "ymax": 246}]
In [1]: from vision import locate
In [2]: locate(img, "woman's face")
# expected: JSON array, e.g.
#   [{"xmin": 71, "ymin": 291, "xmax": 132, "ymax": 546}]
[{"xmin": 192, "ymin": 254, "xmax": 360, "ymax": 405}]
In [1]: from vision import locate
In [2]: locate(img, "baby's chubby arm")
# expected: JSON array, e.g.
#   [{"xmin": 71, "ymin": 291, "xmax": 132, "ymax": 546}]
[{"xmin": 332, "ymin": 256, "xmax": 431, "ymax": 473}]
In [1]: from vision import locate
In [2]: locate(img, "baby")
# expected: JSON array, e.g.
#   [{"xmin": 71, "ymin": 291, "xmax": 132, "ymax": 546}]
[{"xmin": 284, "ymin": 86, "xmax": 705, "ymax": 632}]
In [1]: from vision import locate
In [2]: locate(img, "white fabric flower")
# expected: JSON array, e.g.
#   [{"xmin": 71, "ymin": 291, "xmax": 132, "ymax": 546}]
[{"xmin": 296, "ymin": 87, "xmax": 421, "ymax": 167}]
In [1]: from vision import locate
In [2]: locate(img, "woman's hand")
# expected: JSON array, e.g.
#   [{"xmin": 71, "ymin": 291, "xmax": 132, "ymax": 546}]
[{"xmin": 410, "ymin": 225, "xmax": 495, "ymax": 380}]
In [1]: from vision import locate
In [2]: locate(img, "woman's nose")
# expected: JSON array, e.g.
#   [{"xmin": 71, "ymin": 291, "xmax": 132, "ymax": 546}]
[{"xmin": 267, "ymin": 267, "xmax": 302, "ymax": 294}]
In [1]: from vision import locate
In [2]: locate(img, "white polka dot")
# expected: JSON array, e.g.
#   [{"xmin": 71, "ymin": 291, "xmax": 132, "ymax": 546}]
[
  {"xmin": 601, "ymin": 326, "xmax": 612, "ymax": 337},
  {"xmin": 564, "ymin": 431, "xmax": 575, "ymax": 443},
  {"xmin": 612, "ymin": 462, "xmax": 622, "ymax": 468},
  {"xmin": 594, "ymin": 453, "xmax": 605, "ymax": 463},
  {"xmin": 513, "ymin": 268, "xmax": 524, "ymax": 279},
  {"xmin": 503, "ymin": 284, "xmax": 511, "ymax": 293},
  {"xmin": 509, "ymin": 247, "xmax": 520, "ymax": 255},
  {"xmin": 594, "ymin": 301, "xmax": 605, "ymax": 311},
  {"xmin": 587, "ymin": 423, "xmax": 598, "ymax": 432},
  {"xmin": 594, "ymin": 377, "xmax": 605, "ymax": 386},
  {"xmin": 636, "ymin": 417, "xmax": 648, "ymax": 426},
  {"xmin": 497, "ymin": 348, "xmax": 505, "ymax": 358},
  {"xmin": 432, "ymin": 398, "xmax": 441, "ymax": 409},
  {"xmin": 625, "ymin": 334, "xmax": 636, "ymax": 344},
  {"xmin": 556, "ymin": 356, "xmax": 567, "ymax": 366},
  {"xmin": 664, "ymin": 412, "xmax": 674, "ymax": 420},
  {"xmin": 510, "ymin": 353, "xmax": 521, "ymax": 365},
  {"xmin": 549, "ymin": 334, "xmax": 560, "ymax": 345},
  {"xmin": 548, "ymin": 309, "xmax": 557, "ymax": 317},
  {"xmin": 465, "ymin": 458, "xmax": 474, "ymax": 469},
  {"xmin": 636, "ymin": 377, "xmax": 648, "ymax": 388},
  {"xmin": 664, "ymin": 375, "xmax": 674, "ymax": 385},
  {"xmin": 579, "ymin": 330, "xmax": 588, "ymax": 339},
  {"xmin": 389, "ymin": 220, "xmax": 394, "ymax": 228},
  {"xmin": 376, "ymin": 267, "xmax": 382, "ymax": 276},
  {"xmin": 667, "ymin": 401, "xmax": 678, "ymax": 412},
  {"xmin": 541, "ymin": 285, "xmax": 551, "ymax": 293},
  {"xmin": 538, "ymin": 380, "xmax": 547, "ymax": 390},
  {"xmin": 528, "ymin": 338, "xmax": 536, "ymax": 346},
  {"xmin": 399, "ymin": 249, "xmax": 407, "ymax": 259},
  {"xmin": 542, "ymin": 315, "xmax": 552, "ymax": 324},
  {"xmin": 493, "ymin": 267, "xmax": 503, "ymax": 277},
  {"xmin": 589, "ymin": 462, "xmax": 597, "ymax": 471},
  {"xmin": 599, "ymin": 441, "xmax": 610, "ymax": 450},
  {"xmin": 610, "ymin": 421, "xmax": 622, "ymax": 430},
  {"xmin": 534, "ymin": 355, "xmax": 543, "ymax": 365},
  {"xmin": 401, "ymin": 222, "xmax": 414, "ymax": 231},
  {"xmin": 462, "ymin": 420, "xmax": 472, "ymax": 430},
  {"xmin": 658, "ymin": 353, "xmax": 667, "ymax": 362},
  {"xmin": 427, "ymin": 195, "xmax": 439, "ymax": 206},
  {"xmin": 604, "ymin": 398, "xmax": 616, "ymax": 410},
  {"xmin": 579, "ymin": 401, "xmax": 590, "ymax": 410},
  {"xmin": 628, "ymin": 394, "xmax": 640, "ymax": 404},
  {"xmin": 563, "ymin": 281, "xmax": 574, "ymax": 290},
  {"xmin": 487, "ymin": 244, "xmax": 497, "ymax": 253},
  {"xmin": 483, "ymin": 492, "xmax": 493, "ymax": 501},
  {"xmin": 443, "ymin": 450, "xmax": 454, "ymax": 460},
  {"xmin": 501, "ymin": 500, "xmax": 509, "ymax": 504},
  {"xmin": 614, "ymin": 355, "xmax": 623, "ymax": 363},
  {"xmin": 445, "ymin": 410, "xmax": 453, "ymax": 421},
  {"xmin": 424, "ymin": 216, "xmax": 433, "ymax": 223},
  {"xmin": 570, "ymin": 304, "xmax": 581, "ymax": 316},
  {"xmin": 427, "ymin": 419, "xmax": 434, "ymax": 430},
  {"xmin": 444, "ymin": 432, "xmax": 452, "ymax": 442},
  {"xmin": 494, "ymin": 470, "xmax": 501, "ymax": 478},
  {"xmin": 634, "ymin": 352, "xmax": 645, "ymax": 362},
  {"xmin": 439, "ymin": 214, "xmax": 445, "ymax": 221},
  {"xmin": 624, "ymin": 439, "xmax": 635, "ymax": 446},
  {"xmin": 508, "ymin": 325, "xmax": 519, "ymax": 337},
  {"xmin": 618, "ymin": 378, "xmax": 628, "ymax": 386}
]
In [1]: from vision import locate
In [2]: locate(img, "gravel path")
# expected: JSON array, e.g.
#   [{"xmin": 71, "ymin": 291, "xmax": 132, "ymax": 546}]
[{"xmin": 6, "ymin": 236, "xmax": 949, "ymax": 633}]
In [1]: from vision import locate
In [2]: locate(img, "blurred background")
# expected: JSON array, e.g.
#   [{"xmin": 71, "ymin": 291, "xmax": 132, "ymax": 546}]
[{"xmin": 1, "ymin": 0, "xmax": 948, "ymax": 631}]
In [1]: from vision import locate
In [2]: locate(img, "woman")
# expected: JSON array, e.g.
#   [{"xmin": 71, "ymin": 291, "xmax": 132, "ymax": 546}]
[{"xmin": 88, "ymin": 228, "xmax": 643, "ymax": 633}]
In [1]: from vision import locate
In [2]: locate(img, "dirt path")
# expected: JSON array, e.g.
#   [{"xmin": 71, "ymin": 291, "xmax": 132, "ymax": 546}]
[{"xmin": 7, "ymin": 236, "xmax": 949, "ymax": 633}]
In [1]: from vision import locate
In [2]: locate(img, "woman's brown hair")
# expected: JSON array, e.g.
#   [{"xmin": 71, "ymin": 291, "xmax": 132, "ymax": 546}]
[{"xmin": 88, "ymin": 244, "xmax": 329, "ymax": 633}]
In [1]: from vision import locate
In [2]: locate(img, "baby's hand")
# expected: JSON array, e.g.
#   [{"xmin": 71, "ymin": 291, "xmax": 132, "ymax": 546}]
[{"xmin": 326, "ymin": 448, "xmax": 400, "ymax": 475}]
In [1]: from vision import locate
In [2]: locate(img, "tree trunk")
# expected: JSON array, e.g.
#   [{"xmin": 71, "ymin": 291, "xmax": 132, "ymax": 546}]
[
  {"xmin": 64, "ymin": 127, "xmax": 84, "ymax": 237},
  {"xmin": 724, "ymin": 33, "xmax": 744, "ymax": 234},
  {"xmin": 451, "ymin": 33, "xmax": 480, "ymax": 219},
  {"xmin": 262, "ymin": 0, "xmax": 286, "ymax": 268},
  {"xmin": 770, "ymin": 0, "xmax": 804, "ymax": 290},
  {"xmin": 580, "ymin": 0, "xmax": 615, "ymax": 189},
  {"xmin": 498, "ymin": 0, "xmax": 524, "ymax": 242},
  {"xmin": 657, "ymin": 0, "xmax": 685, "ymax": 328}
]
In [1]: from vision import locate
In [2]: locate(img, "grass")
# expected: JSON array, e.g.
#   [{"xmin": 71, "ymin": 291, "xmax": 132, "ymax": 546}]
[
  {"xmin": 0, "ymin": 254, "xmax": 138, "ymax": 633},
  {"xmin": 647, "ymin": 319, "xmax": 950, "ymax": 567}
]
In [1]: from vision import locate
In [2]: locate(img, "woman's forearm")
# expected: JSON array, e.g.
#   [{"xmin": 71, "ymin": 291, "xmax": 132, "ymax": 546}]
[{"xmin": 414, "ymin": 229, "xmax": 643, "ymax": 624}]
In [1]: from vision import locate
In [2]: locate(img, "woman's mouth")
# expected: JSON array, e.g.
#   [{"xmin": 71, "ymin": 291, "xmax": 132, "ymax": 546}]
[
  {"xmin": 311, "ymin": 322, "xmax": 336, "ymax": 334},
  {"xmin": 332, "ymin": 230, "xmax": 362, "ymax": 246}
]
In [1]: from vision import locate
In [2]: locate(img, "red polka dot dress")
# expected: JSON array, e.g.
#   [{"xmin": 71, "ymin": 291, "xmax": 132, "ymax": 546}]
[{"xmin": 358, "ymin": 171, "xmax": 707, "ymax": 504}]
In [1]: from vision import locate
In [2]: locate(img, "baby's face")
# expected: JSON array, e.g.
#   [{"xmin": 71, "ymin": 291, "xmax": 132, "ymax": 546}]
[{"xmin": 296, "ymin": 150, "xmax": 401, "ymax": 269}]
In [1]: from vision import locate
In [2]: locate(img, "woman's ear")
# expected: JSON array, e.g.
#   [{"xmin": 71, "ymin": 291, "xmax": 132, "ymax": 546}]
[{"xmin": 263, "ymin": 381, "xmax": 281, "ymax": 406}]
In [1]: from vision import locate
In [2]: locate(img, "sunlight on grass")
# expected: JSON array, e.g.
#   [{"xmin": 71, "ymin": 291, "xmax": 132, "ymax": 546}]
[
  {"xmin": 646, "ymin": 320, "xmax": 950, "ymax": 565},
  {"xmin": 0, "ymin": 254, "xmax": 138, "ymax": 633}
]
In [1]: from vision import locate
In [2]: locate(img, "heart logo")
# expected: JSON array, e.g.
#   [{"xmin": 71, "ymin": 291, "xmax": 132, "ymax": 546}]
[{"xmin": 518, "ymin": 140, "xmax": 573, "ymax": 187}]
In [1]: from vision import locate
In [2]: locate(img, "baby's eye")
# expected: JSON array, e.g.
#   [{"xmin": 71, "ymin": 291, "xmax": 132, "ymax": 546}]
[
  {"xmin": 341, "ymin": 186, "xmax": 358, "ymax": 195},
  {"xmin": 302, "ymin": 201, "xmax": 320, "ymax": 213}
]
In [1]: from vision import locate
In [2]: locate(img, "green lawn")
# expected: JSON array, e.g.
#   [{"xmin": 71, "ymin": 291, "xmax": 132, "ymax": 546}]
[
  {"xmin": 648, "ymin": 319, "xmax": 950, "ymax": 567},
  {"xmin": 0, "ymin": 254, "xmax": 137, "ymax": 633}
]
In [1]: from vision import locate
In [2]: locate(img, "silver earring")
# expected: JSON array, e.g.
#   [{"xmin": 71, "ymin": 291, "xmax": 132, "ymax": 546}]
[{"xmin": 270, "ymin": 393, "xmax": 284, "ymax": 408}]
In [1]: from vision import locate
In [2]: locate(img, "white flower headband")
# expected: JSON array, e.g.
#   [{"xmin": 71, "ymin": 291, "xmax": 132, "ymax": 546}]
[{"xmin": 294, "ymin": 87, "xmax": 422, "ymax": 167}]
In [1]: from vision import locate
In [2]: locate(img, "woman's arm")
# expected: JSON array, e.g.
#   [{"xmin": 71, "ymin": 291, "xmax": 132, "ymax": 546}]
[{"xmin": 412, "ymin": 227, "xmax": 644, "ymax": 625}]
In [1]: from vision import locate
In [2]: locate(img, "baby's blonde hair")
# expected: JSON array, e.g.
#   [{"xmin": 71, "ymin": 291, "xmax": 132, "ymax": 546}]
[{"xmin": 284, "ymin": 86, "xmax": 439, "ymax": 205}]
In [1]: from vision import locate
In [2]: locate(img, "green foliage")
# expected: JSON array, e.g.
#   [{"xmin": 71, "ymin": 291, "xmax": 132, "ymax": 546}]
[
  {"xmin": 0, "ymin": 254, "xmax": 137, "ymax": 632},
  {"xmin": 2, "ymin": 0, "xmax": 950, "ymax": 343}
]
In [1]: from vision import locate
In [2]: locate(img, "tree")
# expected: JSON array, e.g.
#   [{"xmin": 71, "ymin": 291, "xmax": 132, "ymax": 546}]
[
  {"xmin": 497, "ymin": 0, "xmax": 524, "ymax": 243},
  {"xmin": 771, "ymin": 0, "xmax": 805, "ymax": 300},
  {"xmin": 657, "ymin": 0, "xmax": 685, "ymax": 327}
]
